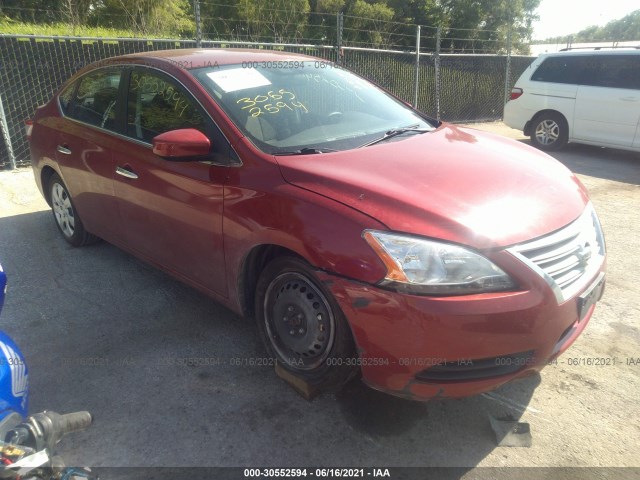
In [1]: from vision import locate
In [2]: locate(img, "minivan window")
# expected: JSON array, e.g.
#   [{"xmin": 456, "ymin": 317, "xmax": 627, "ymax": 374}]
[
  {"xmin": 580, "ymin": 55, "xmax": 640, "ymax": 90},
  {"xmin": 66, "ymin": 68, "xmax": 121, "ymax": 130},
  {"xmin": 531, "ymin": 56, "xmax": 585, "ymax": 84},
  {"xmin": 532, "ymin": 54, "xmax": 640, "ymax": 90}
]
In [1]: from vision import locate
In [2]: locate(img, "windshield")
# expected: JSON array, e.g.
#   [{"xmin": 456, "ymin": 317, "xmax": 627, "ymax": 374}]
[{"xmin": 192, "ymin": 61, "xmax": 434, "ymax": 154}]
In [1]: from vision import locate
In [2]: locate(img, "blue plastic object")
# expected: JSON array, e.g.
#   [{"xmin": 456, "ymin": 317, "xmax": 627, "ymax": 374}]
[
  {"xmin": 0, "ymin": 265, "xmax": 30, "ymax": 420},
  {"xmin": 0, "ymin": 263, "xmax": 5, "ymax": 312}
]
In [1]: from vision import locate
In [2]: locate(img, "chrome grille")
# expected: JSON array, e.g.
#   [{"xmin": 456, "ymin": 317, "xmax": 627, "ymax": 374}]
[{"xmin": 508, "ymin": 204, "xmax": 605, "ymax": 303}]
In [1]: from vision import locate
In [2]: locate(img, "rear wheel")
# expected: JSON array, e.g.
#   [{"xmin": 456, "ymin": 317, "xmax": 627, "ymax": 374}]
[
  {"xmin": 49, "ymin": 174, "xmax": 98, "ymax": 247},
  {"xmin": 255, "ymin": 256, "xmax": 357, "ymax": 391},
  {"xmin": 530, "ymin": 112, "xmax": 568, "ymax": 151}
]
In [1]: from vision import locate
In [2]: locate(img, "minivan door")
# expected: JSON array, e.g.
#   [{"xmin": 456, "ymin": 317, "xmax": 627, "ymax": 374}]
[{"xmin": 573, "ymin": 55, "xmax": 640, "ymax": 148}]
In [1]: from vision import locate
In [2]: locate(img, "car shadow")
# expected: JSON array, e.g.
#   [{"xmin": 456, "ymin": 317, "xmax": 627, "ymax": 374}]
[
  {"xmin": 517, "ymin": 139, "xmax": 640, "ymax": 185},
  {"xmin": 1, "ymin": 209, "xmax": 541, "ymax": 472},
  {"xmin": 335, "ymin": 372, "xmax": 540, "ymax": 468}
]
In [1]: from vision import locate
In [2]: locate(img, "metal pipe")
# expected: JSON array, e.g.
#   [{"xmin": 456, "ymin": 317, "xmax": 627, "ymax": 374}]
[
  {"xmin": 435, "ymin": 26, "xmax": 441, "ymax": 120},
  {"xmin": 0, "ymin": 93, "xmax": 17, "ymax": 170},
  {"xmin": 503, "ymin": 25, "xmax": 513, "ymax": 106},
  {"xmin": 414, "ymin": 25, "xmax": 421, "ymax": 108},
  {"xmin": 194, "ymin": 0, "xmax": 202, "ymax": 48}
]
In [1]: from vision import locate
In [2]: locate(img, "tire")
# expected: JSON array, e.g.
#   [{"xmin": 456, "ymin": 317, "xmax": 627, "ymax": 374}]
[
  {"xmin": 530, "ymin": 112, "xmax": 568, "ymax": 151},
  {"xmin": 255, "ymin": 256, "xmax": 357, "ymax": 391},
  {"xmin": 48, "ymin": 174, "xmax": 98, "ymax": 247}
]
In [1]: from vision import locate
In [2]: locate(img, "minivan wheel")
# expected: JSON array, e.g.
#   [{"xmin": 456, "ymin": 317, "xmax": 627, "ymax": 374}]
[
  {"xmin": 49, "ymin": 174, "xmax": 98, "ymax": 247},
  {"xmin": 530, "ymin": 112, "xmax": 568, "ymax": 151},
  {"xmin": 255, "ymin": 256, "xmax": 357, "ymax": 391}
]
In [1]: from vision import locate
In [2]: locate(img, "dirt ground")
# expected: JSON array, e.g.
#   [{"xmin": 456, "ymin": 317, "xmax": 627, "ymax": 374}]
[{"xmin": 0, "ymin": 122, "xmax": 639, "ymax": 477}]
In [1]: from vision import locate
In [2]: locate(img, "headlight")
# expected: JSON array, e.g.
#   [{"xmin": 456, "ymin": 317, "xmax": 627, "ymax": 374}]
[{"xmin": 363, "ymin": 230, "xmax": 516, "ymax": 295}]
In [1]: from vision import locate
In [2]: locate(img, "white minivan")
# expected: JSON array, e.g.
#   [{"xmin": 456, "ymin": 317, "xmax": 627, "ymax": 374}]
[{"xmin": 504, "ymin": 49, "xmax": 640, "ymax": 152}]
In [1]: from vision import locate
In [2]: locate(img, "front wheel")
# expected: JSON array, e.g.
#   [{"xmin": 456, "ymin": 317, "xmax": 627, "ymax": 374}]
[
  {"xmin": 530, "ymin": 112, "xmax": 568, "ymax": 151},
  {"xmin": 255, "ymin": 257, "xmax": 357, "ymax": 391}
]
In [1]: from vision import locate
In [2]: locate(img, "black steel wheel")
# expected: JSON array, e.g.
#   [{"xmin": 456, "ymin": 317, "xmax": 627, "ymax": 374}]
[{"xmin": 255, "ymin": 256, "xmax": 357, "ymax": 390}]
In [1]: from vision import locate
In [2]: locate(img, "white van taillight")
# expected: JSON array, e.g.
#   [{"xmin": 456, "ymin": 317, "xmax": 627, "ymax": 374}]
[
  {"xmin": 510, "ymin": 88, "xmax": 523, "ymax": 101},
  {"xmin": 25, "ymin": 119, "xmax": 33, "ymax": 139}
]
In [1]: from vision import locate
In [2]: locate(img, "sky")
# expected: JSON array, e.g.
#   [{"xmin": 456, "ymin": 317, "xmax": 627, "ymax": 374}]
[{"xmin": 533, "ymin": 0, "xmax": 639, "ymax": 39}]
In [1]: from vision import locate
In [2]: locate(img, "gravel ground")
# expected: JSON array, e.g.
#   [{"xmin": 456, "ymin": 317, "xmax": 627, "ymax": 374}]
[{"xmin": 0, "ymin": 122, "xmax": 638, "ymax": 477}]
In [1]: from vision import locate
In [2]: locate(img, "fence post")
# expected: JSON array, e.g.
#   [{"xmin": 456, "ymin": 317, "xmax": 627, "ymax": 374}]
[
  {"xmin": 435, "ymin": 26, "xmax": 441, "ymax": 121},
  {"xmin": 503, "ymin": 25, "xmax": 512, "ymax": 106},
  {"xmin": 193, "ymin": 0, "xmax": 202, "ymax": 48},
  {"xmin": 0, "ymin": 93, "xmax": 16, "ymax": 170},
  {"xmin": 336, "ymin": 12, "xmax": 344, "ymax": 65},
  {"xmin": 413, "ymin": 25, "xmax": 421, "ymax": 108}
]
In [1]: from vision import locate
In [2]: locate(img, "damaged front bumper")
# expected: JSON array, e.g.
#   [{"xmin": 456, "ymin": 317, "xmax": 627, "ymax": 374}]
[{"xmin": 318, "ymin": 264, "xmax": 604, "ymax": 401}]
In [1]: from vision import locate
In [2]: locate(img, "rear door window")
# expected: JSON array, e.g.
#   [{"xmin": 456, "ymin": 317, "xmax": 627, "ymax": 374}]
[
  {"xmin": 65, "ymin": 68, "xmax": 122, "ymax": 130},
  {"xmin": 58, "ymin": 82, "xmax": 76, "ymax": 115}
]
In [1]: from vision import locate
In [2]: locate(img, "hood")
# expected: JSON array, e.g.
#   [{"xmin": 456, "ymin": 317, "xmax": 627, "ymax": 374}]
[{"xmin": 275, "ymin": 124, "xmax": 589, "ymax": 249}]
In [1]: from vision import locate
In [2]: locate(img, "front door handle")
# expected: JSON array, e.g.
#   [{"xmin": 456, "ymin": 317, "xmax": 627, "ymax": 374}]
[
  {"xmin": 56, "ymin": 145, "xmax": 72, "ymax": 155},
  {"xmin": 116, "ymin": 166, "xmax": 139, "ymax": 180}
]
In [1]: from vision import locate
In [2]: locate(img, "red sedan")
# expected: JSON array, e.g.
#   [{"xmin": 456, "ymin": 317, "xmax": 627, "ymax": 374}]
[{"xmin": 29, "ymin": 49, "xmax": 606, "ymax": 400}]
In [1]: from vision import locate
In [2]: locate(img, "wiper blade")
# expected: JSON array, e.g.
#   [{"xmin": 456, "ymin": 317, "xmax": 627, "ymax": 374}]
[
  {"xmin": 359, "ymin": 125, "xmax": 430, "ymax": 148},
  {"xmin": 274, "ymin": 147, "xmax": 338, "ymax": 156}
]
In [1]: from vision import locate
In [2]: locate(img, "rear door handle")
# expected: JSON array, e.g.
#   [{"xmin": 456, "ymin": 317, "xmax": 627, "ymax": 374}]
[
  {"xmin": 56, "ymin": 145, "xmax": 72, "ymax": 155},
  {"xmin": 620, "ymin": 97, "xmax": 638, "ymax": 102},
  {"xmin": 116, "ymin": 166, "xmax": 139, "ymax": 180}
]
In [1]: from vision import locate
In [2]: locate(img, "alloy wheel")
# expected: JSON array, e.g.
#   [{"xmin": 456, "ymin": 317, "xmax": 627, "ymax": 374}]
[
  {"xmin": 535, "ymin": 119, "xmax": 560, "ymax": 146},
  {"xmin": 51, "ymin": 182, "xmax": 75, "ymax": 238}
]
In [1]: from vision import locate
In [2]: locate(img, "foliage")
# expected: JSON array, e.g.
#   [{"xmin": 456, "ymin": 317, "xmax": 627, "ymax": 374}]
[
  {"xmin": 539, "ymin": 9, "xmax": 640, "ymax": 43},
  {"xmin": 0, "ymin": 18, "xmax": 151, "ymax": 38},
  {"xmin": 382, "ymin": 0, "xmax": 539, "ymax": 53},
  {"xmin": 345, "ymin": 0, "xmax": 395, "ymax": 46},
  {"xmin": 232, "ymin": 0, "xmax": 309, "ymax": 42},
  {"xmin": 89, "ymin": 0, "xmax": 194, "ymax": 37},
  {"xmin": 0, "ymin": 0, "xmax": 543, "ymax": 52},
  {"xmin": 0, "ymin": 0, "xmax": 193, "ymax": 37}
]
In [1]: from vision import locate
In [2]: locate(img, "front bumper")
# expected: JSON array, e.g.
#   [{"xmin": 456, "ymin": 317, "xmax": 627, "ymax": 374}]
[{"xmin": 320, "ymin": 260, "xmax": 605, "ymax": 401}]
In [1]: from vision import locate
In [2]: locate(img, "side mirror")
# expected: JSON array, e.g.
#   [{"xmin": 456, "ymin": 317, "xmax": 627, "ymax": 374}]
[{"xmin": 152, "ymin": 129, "xmax": 211, "ymax": 159}]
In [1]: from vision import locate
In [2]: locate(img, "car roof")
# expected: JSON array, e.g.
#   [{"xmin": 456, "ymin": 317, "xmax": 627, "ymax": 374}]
[
  {"xmin": 540, "ymin": 48, "xmax": 640, "ymax": 58},
  {"xmin": 119, "ymin": 48, "xmax": 317, "ymax": 68}
]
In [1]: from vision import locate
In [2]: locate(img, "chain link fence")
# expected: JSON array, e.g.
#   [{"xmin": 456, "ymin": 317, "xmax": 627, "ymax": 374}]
[{"xmin": 0, "ymin": 34, "xmax": 534, "ymax": 169}]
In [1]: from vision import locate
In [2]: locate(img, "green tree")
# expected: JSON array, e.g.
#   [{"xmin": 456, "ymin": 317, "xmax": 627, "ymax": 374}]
[
  {"xmin": 199, "ymin": 1, "xmax": 243, "ymax": 40},
  {"xmin": 235, "ymin": 0, "xmax": 310, "ymax": 42},
  {"xmin": 434, "ymin": 0, "xmax": 540, "ymax": 53},
  {"xmin": 0, "ymin": 0, "xmax": 65, "ymax": 23},
  {"xmin": 343, "ymin": 0, "xmax": 395, "ymax": 47},
  {"xmin": 307, "ymin": 0, "xmax": 344, "ymax": 43},
  {"xmin": 540, "ymin": 9, "xmax": 640, "ymax": 43},
  {"xmin": 342, "ymin": 0, "xmax": 540, "ymax": 52},
  {"xmin": 89, "ymin": 0, "xmax": 194, "ymax": 37},
  {"xmin": 0, "ymin": 0, "xmax": 543, "ymax": 52}
]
